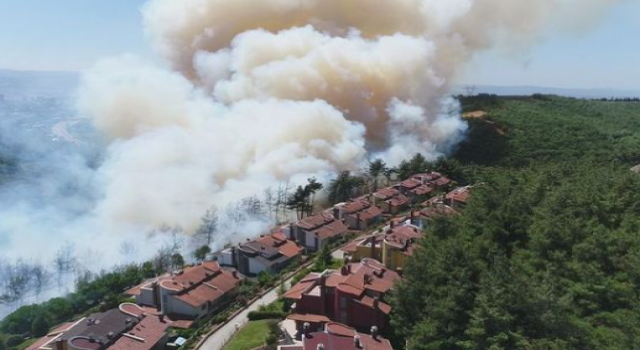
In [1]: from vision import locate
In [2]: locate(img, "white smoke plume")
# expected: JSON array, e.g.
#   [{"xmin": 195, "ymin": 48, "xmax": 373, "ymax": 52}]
[{"xmin": 74, "ymin": 0, "xmax": 631, "ymax": 237}]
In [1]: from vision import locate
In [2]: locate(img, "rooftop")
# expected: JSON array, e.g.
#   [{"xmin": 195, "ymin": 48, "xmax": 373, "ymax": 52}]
[
  {"xmin": 27, "ymin": 304, "xmax": 170, "ymax": 350},
  {"xmin": 303, "ymin": 323, "xmax": 394, "ymax": 350}
]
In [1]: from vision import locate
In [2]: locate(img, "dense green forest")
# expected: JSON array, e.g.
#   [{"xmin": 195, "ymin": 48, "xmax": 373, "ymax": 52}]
[{"xmin": 391, "ymin": 96, "xmax": 640, "ymax": 350}]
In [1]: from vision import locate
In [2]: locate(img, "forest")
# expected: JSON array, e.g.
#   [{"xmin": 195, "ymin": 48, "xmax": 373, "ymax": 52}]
[{"xmin": 391, "ymin": 96, "xmax": 640, "ymax": 350}]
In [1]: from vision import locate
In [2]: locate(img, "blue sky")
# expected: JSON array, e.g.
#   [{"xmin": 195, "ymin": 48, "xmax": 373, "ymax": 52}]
[{"xmin": 0, "ymin": 0, "xmax": 638, "ymax": 89}]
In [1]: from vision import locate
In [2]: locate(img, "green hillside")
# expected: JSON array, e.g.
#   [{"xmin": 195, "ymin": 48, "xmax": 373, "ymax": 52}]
[{"xmin": 392, "ymin": 96, "xmax": 640, "ymax": 350}]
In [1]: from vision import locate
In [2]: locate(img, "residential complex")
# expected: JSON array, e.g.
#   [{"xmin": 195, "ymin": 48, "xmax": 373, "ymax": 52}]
[
  {"xmin": 286, "ymin": 213, "xmax": 349, "ymax": 252},
  {"xmin": 284, "ymin": 258, "xmax": 399, "ymax": 334},
  {"xmin": 26, "ymin": 303, "xmax": 169, "ymax": 350},
  {"xmin": 216, "ymin": 232, "xmax": 303, "ymax": 276},
  {"xmin": 342, "ymin": 220, "xmax": 423, "ymax": 272},
  {"xmin": 278, "ymin": 322, "xmax": 394, "ymax": 350},
  {"xmin": 125, "ymin": 261, "xmax": 242, "ymax": 320}
]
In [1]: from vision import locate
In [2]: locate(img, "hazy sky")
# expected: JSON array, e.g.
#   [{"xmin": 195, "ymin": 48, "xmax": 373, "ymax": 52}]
[{"xmin": 0, "ymin": 0, "xmax": 638, "ymax": 89}]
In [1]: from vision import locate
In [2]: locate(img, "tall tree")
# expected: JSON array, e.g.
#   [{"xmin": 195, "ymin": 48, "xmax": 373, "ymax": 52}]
[
  {"xmin": 197, "ymin": 209, "xmax": 218, "ymax": 246},
  {"xmin": 328, "ymin": 171, "xmax": 364, "ymax": 204},
  {"xmin": 194, "ymin": 245, "xmax": 212, "ymax": 263},
  {"xmin": 287, "ymin": 186, "xmax": 308, "ymax": 220},
  {"xmin": 368, "ymin": 159, "xmax": 387, "ymax": 191},
  {"xmin": 304, "ymin": 177, "xmax": 324, "ymax": 216}
]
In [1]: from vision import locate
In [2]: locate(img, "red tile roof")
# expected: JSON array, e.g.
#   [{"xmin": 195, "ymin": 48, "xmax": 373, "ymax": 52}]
[
  {"xmin": 173, "ymin": 270, "xmax": 240, "ymax": 308},
  {"xmin": 341, "ymin": 200, "xmax": 370, "ymax": 215},
  {"xmin": 422, "ymin": 204, "xmax": 459, "ymax": 218},
  {"xmin": 285, "ymin": 259, "xmax": 399, "ymax": 311},
  {"xmin": 245, "ymin": 232, "xmax": 303, "ymax": 259},
  {"xmin": 287, "ymin": 313, "xmax": 331, "ymax": 324},
  {"xmin": 109, "ymin": 314, "xmax": 170, "ymax": 350},
  {"xmin": 400, "ymin": 178, "xmax": 421, "ymax": 189},
  {"xmin": 341, "ymin": 233, "xmax": 384, "ymax": 253},
  {"xmin": 412, "ymin": 172, "xmax": 442, "ymax": 182},
  {"xmin": 385, "ymin": 194, "xmax": 409, "ymax": 208},
  {"xmin": 27, "ymin": 304, "xmax": 170, "ymax": 350},
  {"xmin": 284, "ymin": 273, "xmax": 322, "ymax": 300},
  {"xmin": 374, "ymin": 187, "xmax": 399, "ymax": 200},
  {"xmin": 410, "ymin": 184, "xmax": 434, "ymax": 196},
  {"xmin": 446, "ymin": 186, "xmax": 472, "ymax": 204},
  {"xmin": 313, "ymin": 219, "xmax": 348, "ymax": 239},
  {"xmin": 359, "ymin": 296, "xmax": 392, "ymax": 315},
  {"xmin": 297, "ymin": 213, "xmax": 336, "ymax": 230},
  {"xmin": 348, "ymin": 206, "xmax": 382, "ymax": 221},
  {"xmin": 431, "ymin": 176, "xmax": 452, "ymax": 187},
  {"xmin": 384, "ymin": 226, "xmax": 422, "ymax": 251},
  {"xmin": 303, "ymin": 323, "xmax": 394, "ymax": 350},
  {"xmin": 159, "ymin": 262, "xmax": 241, "ymax": 308}
]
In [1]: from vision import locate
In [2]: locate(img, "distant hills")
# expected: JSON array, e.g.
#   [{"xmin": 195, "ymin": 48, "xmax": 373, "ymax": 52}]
[
  {"xmin": 0, "ymin": 69, "xmax": 79, "ymax": 99},
  {"xmin": 1, "ymin": 69, "xmax": 638, "ymax": 100},
  {"xmin": 454, "ymin": 84, "xmax": 640, "ymax": 99}
]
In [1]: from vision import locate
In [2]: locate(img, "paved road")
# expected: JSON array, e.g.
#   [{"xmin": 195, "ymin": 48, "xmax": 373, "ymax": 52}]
[
  {"xmin": 198, "ymin": 278, "xmax": 294, "ymax": 350},
  {"xmin": 198, "ymin": 246, "xmax": 348, "ymax": 349}
]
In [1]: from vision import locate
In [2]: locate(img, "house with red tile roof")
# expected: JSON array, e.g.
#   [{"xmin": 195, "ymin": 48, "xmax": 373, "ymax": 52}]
[
  {"xmin": 342, "ymin": 219, "xmax": 423, "ymax": 272},
  {"xmin": 290, "ymin": 213, "xmax": 348, "ymax": 252},
  {"xmin": 397, "ymin": 178, "xmax": 422, "ymax": 195},
  {"xmin": 125, "ymin": 261, "xmax": 242, "ymax": 320},
  {"xmin": 421, "ymin": 202, "xmax": 459, "ymax": 219},
  {"xmin": 412, "ymin": 172, "xmax": 452, "ymax": 189},
  {"xmin": 278, "ymin": 322, "xmax": 394, "ymax": 350},
  {"xmin": 446, "ymin": 186, "xmax": 473, "ymax": 209},
  {"xmin": 284, "ymin": 258, "xmax": 400, "ymax": 333},
  {"xmin": 371, "ymin": 187, "xmax": 409, "ymax": 215},
  {"xmin": 26, "ymin": 303, "xmax": 170, "ymax": 350},
  {"xmin": 216, "ymin": 232, "xmax": 303, "ymax": 276},
  {"xmin": 333, "ymin": 198, "xmax": 382, "ymax": 231}
]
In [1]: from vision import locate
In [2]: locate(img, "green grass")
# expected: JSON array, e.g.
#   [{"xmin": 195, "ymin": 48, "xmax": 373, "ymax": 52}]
[
  {"xmin": 223, "ymin": 320, "xmax": 275, "ymax": 350},
  {"xmin": 13, "ymin": 338, "xmax": 37, "ymax": 350},
  {"xmin": 259, "ymin": 300, "xmax": 285, "ymax": 313}
]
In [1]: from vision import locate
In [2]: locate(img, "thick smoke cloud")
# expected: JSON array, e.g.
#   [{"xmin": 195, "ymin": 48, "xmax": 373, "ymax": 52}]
[
  {"xmin": 75, "ymin": 0, "xmax": 629, "ymax": 238},
  {"xmin": 0, "ymin": 0, "xmax": 629, "ymax": 316}
]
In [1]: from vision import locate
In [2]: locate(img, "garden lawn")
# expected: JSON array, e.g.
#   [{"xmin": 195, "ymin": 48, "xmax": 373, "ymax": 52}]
[{"xmin": 223, "ymin": 319, "xmax": 275, "ymax": 350}]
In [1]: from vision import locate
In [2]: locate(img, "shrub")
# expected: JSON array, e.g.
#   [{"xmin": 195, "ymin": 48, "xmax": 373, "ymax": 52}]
[
  {"xmin": 247, "ymin": 311, "xmax": 286, "ymax": 321},
  {"xmin": 4, "ymin": 335, "xmax": 23, "ymax": 348},
  {"xmin": 31, "ymin": 316, "xmax": 50, "ymax": 337}
]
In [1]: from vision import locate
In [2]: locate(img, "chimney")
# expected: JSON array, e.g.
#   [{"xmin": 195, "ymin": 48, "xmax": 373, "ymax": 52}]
[
  {"xmin": 370, "ymin": 236, "xmax": 376, "ymax": 260},
  {"xmin": 371, "ymin": 326, "xmax": 379, "ymax": 340},
  {"xmin": 231, "ymin": 247, "xmax": 238, "ymax": 267},
  {"xmin": 56, "ymin": 339, "xmax": 64, "ymax": 350},
  {"xmin": 152, "ymin": 281, "xmax": 160, "ymax": 311},
  {"xmin": 356, "ymin": 212, "xmax": 361, "ymax": 230},
  {"xmin": 232, "ymin": 270, "xmax": 238, "ymax": 279},
  {"xmin": 333, "ymin": 206, "xmax": 340, "ymax": 220},
  {"xmin": 390, "ymin": 220, "xmax": 395, "ymax": 229},
  {"xmin": 303, "ymin": 322, "xmax": 310, "ymax": 339},
  {"xmin": 410, "ymin": 210, "xmax": 415, "ymax": 224},
  {"xmin": 354, "ymin": 335, "xmax": 362, "ymax": 348}
]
